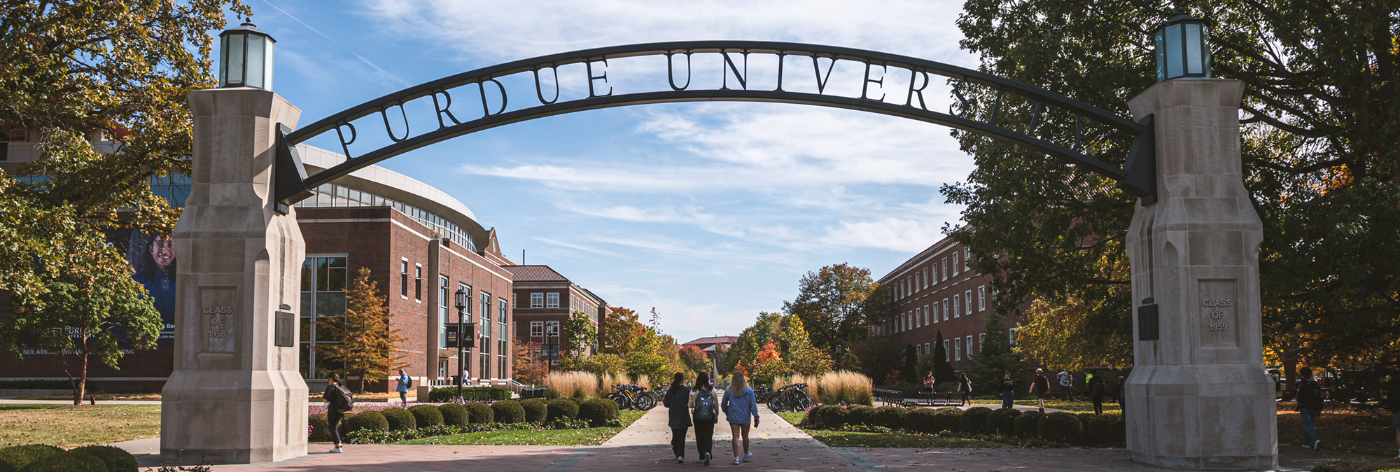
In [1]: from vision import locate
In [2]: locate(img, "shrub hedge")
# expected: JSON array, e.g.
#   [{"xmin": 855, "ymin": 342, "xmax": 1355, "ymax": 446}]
[
  {"xmin": 17, "ymin": 451, "xmax": 106, "ymax": 472},
  {"xmin": 520, "ymin": 399, "xmax": 549, "ymax": 423},
  {"xmin": 1037, "ymin": 412, "xmax": 1083, "ymax": 443},
  {"xmin": 1312, "ymin": 459, "xmax": 1400, "ymax": 472},
  {"xmin": 492, "ymin": 400, "xmax": 527, "ymax": 423},
  {"xmin": 68, "ymin": 446, "xmax": 137, "ymax": 472},
  {"xmin": 845, "ymin": 405, "xmax": 876, "ymax": 427},
  {"xmin": 1082, "ymin": 415, "xmax": 1126, "ymax": 447},
  {"xmin": 465, "ymin": 402, "xmax": 495, "ymax": 424},
  {"xmin": 381, "ymin": 408, "xmax": 416, "ymax": 431},
  {"xmin": 308, "ymin": 414, "xmax": 333, "ymax": 442},
  {"xmin": 931, "ymin": 408, "xmax": 962, "ymax": 434},
  {"xmin": 871, "ymin": 406, "xmax": 907, "ymax": 429},
  {"xmin": 959, "ymin": 407, "xmax": 992, "ymax": 435},
  {"xmin": 0, "ymin": 445, "xmax": 63, "ymax": 470},
  {"xmin": 546, "ymin": 398, "xmax": 579, "ymax": 422},
  {"xmin": 427, "ymin": 386, "xmax": 511, "ymax": 402},
  {"xmin": 806, "ymin": 405, "xmax": 847, "ymax": 429},
  {"xmin": 0, "ymin": 459, "xmax": 11, "ymax": 472},
  {"xmin": 903, "ymin": 408, "xmax": 940, "ymax": 433},
  {"xmin": 985, "ymin": 408, "xmax": 1021, "ymax": 436},
  {"xmin": 438, "ymin": 403, "xmax": 469, "ymax": 427},
  {"xmin": 1013, "ymin": 411, "xmax": 1045, "ymax": 438},
  {"xmin": 340, "ymin": 411, "xmax": 389, "ymax": 435},
  {"xmin": 578, "ymin": 398, "xmax": 619, "ymax": 427},
  {"xmin": 408, "ymin": 405, "xmax": 444, "ymax": 428}
]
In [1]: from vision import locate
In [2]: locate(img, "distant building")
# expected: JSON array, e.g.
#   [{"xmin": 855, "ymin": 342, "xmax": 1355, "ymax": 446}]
[
  {"xmin": 683, "ymin": 336, "xmax": 739, "ymax": 356},
  {"xmin": 505, "ymin": 265, "xmax": 608, "ymax": 368}
]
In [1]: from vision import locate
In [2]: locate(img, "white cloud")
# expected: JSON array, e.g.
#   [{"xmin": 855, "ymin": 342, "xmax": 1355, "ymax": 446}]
[{"xmin": 533, "ymin": 237, "xmax": 622, "ymax": 257}]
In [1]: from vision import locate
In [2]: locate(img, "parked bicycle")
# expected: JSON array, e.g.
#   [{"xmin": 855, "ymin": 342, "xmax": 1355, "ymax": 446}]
[
  {"xmin": 766, "ymin": 383, "xmax": 813, "ymax": 412},
  {"xmin": 607, "ymin": 384, "xmax": 658, "ymax": 410},
  {"xmin": 754, "ymin": 384, "xmax": 773, "ymax": 403}
]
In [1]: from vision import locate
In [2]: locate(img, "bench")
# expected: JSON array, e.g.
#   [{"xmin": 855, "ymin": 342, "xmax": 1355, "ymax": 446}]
[{"xmin": 873, "ymin": 388, "xmax": 963, "ymax": 407}]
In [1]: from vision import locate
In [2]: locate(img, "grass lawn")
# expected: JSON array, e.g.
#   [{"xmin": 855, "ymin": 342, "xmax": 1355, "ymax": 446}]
[
  {"xmin": 1276, "ymin": 407, "xmax": 1397, "ymax": 456},
  {"xmin": 397, "ymin": 410, "xmax": 646, "ymax": 446},
  {"xmin": 0, "ymin": 404, "xmax": 161, "ymax": 448}
]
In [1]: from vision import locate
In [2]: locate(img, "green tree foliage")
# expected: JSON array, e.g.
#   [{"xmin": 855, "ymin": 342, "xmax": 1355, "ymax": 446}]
[
  {"xmin": 0, "ymin": 235, "xmax": 160, "ymax": 404},
  {"xmin": 931, "ymin": 330, "xmax": 955, "ymax": 384},
  {"xmin": 782, "ymin": 263, "xmax": 878, "ymax": 351},
  {"xmin": 0, "ymin": 0, "xmax": 249, "ymax": 305},
  {"xmin": 317, "ymin": 268, "xmax": 407, "ymax": 392},
  {"xmin": 967, "ymin": 315, "xmax": 1022, "ymax": 395},
  {"xmin": 849, "ymin": 335, "xmax": 904, "ymax": 386},
  {"xmin": 559, "ymin": 310, "xmax": 596, "ymax": 360},
  {"xmin": 903, "ymin": 344, "xmax": 918, "ymax": 384},
  {"xmin": 724, "ymin": 312, "xmax": 832, "ymax": 379},
  {"xmin": 1018, "ymin": 294, "xmax": 1132, "ymax": 370},
  {"xmin": 679, "ymin": 344, "xmax": 711, "ymax": 374},
  {"xmin": 949, "ymin": 0, "xmax": 1400, "ymax": 378}
]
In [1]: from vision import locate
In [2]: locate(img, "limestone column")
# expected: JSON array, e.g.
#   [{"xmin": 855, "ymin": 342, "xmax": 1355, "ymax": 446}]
[
  {"xmin": 161, "ymin": 88, "xmax": 308, "ymax": 464},
  {"xmin": 1124, "ymin": 79, "xmax": 1277, "ymax": 469}
]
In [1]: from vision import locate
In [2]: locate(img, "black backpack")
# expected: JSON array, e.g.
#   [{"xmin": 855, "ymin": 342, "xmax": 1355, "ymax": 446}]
[
  {"xmin": 332, "ymin": 385, "xmax": 355, "ymax": 412},
  {"xmin": 1298, "ymin": 380, "xmax": 1324, "ymax": 411},
  {"xmin": 693, "ymin": 389, "xmax": 717, "ymax": 421}
]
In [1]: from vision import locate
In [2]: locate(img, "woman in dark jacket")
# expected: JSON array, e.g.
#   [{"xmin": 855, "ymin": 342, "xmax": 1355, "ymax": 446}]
[
  {"xmin": 662, "ymin": 372, "xmax": 692, "ymax": 463},
  {"xmin": 322, "ymin": 373, "xmax": 350, "ymax": 453},
  {"xmin": 690, "ymin": 372, "xmax": 719, "ymax": 465}
]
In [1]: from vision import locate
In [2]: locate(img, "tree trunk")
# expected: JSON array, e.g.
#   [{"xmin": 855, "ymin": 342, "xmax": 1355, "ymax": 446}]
[{"xmin": 1281, "ymin": 349, "xmax": 1298, "ymax": 402}]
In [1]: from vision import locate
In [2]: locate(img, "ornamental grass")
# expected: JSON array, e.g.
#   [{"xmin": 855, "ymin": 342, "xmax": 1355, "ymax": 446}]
[
  {"xmin": 545, "ymin": 371, "xmax": 599, "ymax": 399},
  {"xmin": 816, "ymin": 370, "xmax": 873, "ymax": 405}
]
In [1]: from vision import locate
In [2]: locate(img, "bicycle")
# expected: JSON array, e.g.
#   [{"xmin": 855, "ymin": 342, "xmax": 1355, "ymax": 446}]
[
  {"xmin": 754, "ymin": 384, "xmax": 773, "ymax": 403},
  {"xmin": 607, "ymin": 384, "xmax": 657, "ymax": 410},
  {"xmin": 766, "ymin": 383, "xmax": 813, "ymax": 412}
]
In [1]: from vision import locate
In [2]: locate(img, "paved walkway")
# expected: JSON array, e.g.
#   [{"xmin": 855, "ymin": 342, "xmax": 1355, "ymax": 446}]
[{"xmin": 107, "ymin": 403, "xmax": 1387, "ymax": 471}]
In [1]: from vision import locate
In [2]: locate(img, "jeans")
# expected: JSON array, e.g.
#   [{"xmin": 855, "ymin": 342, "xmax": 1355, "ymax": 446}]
[
  {"xmin": 1001, "ymin": 391, "xmax": 1014, "ymax": 409},
  {"xmin": 671, "ymin": 428, "xmax": 688, "ymax": 458},
  {"xmin": 328, "ymin": 411, "xmax": 344, "ymax": 445},
  {"xmin": 961, "ymin": 392, "xmax": 971, "ymax": 405},
  {"xmin": 1300, "ymin": 407, "xmax": 1320, "ymax": 446},
  {"xmin": 694, "ymin": 420, "xmax": 714, "ymax": 458},
  {"xmin": 399, "ymin": 391, "xmax": 408, "ymax": 405},
  {"xmin": 1091, "ymin": 397, "xmax": 1103, "ymax": 415}
]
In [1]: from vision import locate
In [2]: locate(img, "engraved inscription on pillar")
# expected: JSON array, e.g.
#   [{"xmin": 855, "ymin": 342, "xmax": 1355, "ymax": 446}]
[
  {"xmin": 201, "ymin": 287, "xmax": 237, "ymax": 353},
  {"xmin": 1198, "ymin": 279, "xmax": 1238, "ymax": 348}
]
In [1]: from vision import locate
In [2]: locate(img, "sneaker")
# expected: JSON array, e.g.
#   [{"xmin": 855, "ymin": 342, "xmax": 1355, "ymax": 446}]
[
  {"xmin": 733, "ymin": 457, "xmax": 741, "ymax": 465},
  {"xmin": 743, "ymin": 452, "xmax": 752, "ymax": 462},
  {"xmin": 329, "ymin": 447, "xmax": 342, "ymax": 453},
  {"xmin": 1313, "ymin": 440, "xmax": 1321, "ymax": 451},
  {"xmin": 677, "ymin": 456, "xmax": 684, "ymax": 463},
  {"xmin": 704, "ymin": 452, "xmax": 711, "ymax": 466}
]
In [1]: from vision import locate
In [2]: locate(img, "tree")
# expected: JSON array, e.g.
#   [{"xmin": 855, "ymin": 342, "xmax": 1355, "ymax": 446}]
[
  {"xmin": 559, "ymin": 310, "xmax": 596, "ymax": 360},
  {"xmin": 931, "ymin": 330, "xmax": 954, "ymax": 384},
  {"xmin": 679, "ymin": 344, "xmax": 711, "ymax": 374},
  {"xmin": 967, "ymin": 315, "xmax": 1023, "ymax": 396},
  {"xmin": 513, "ymin": 341, "xmax": 549, "ymax": 386},
  {"xmin": 950, "ymin": 0, "xmax": 1400, "ymax": 384},
  {"xmin": 598, "ymin": 307, "xmax": 644, "ymax": 355},
  {"xmin": 782, "ymin": 264, "xmax": 878, "ymax": 351},
  {"xmin": 903, "ymin": 344, "xmax": 918, "ymax": 384},
  {"xmin": 1017, "ymin": 294, "xmax": 1133, "ymax": 371},
  {"xmin": 0, "ymin": 0, "xmax": 250, "ymax": 309},
  {"xmin": 317, "ymin": 268, "xmax": 407, "ymax": 392},
  {"xmin": 0, "ymin": 234, "xmax": 161, "ymax": 404},
  {"xmin": 723, "ymin": 312, "xmax": 782, "ymax": 375}
]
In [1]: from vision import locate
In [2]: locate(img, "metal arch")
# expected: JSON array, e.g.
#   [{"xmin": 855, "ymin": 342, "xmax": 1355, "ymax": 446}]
[{"xmin": 278, "ymin": 40, "xmax": 1156, "ymax": 207}]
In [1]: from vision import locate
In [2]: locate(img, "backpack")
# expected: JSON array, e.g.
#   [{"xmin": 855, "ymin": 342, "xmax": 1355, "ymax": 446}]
[
  {"xmin": 404, "ymin": 377, "xmax": 412, "ymax": 389},
  {"xmin": 1298, "ymin": 380, "xmax": 1324, "ymax": 411},
  {"xmin": 332, "ymin": 385, "xmax": 355, "ymax": 412},
  {"xmin": 693, "ymin": 389, "xmax": 717, "ymax": 421}
]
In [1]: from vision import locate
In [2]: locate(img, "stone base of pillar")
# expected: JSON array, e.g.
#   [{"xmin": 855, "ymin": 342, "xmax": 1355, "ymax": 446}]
[
  {"xmin": 1125, "ymin": 364, "xmax": 1277, "ymax": 469},
  {"xmin": 160, "ymin": 370, "xmax": 308, "ymax": 464}
]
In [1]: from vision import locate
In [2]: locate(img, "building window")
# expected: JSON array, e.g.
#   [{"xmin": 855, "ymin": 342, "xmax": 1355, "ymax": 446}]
[
  {"xmin": 924, "ymin": 342, "xmax": 930, "ymax": 354},
  {"xmin": 923, "ymin": 268, "xmax": 929, "ymax": 289},
  {"xmin": 438, "ymin": 276, "xmax": 449, "ymax": 348},
  {"xmin": 414, "ymin": 265, "xmax": 422, "ymax": 301},
  {"xmin": 438, "ymin": 358, "xmax": 448, "ymax": 379},
  {"xmin": 914, "ymin": 308, "xmax": 921, "ymax": 328},
  {"xmin": 915, "ymin": 344, "xmax": 921, "ymax": 355},
  {"xmin": 530, "ymin": 293, "xmax": 543, "ymax": 308},
  {"xmin": 978, "ymin": 286, "xmax": 987, "ymax": 311},
  {"xmin": 531, "ymin": 321, "xmax": 544, "ymax": 337},
  {"xmin": 399, "ymin": 260, "xmax": 408, "ymax": 297},
  {"xmin": 930, "ymin": 304, "xmax": 937, "ymax": 324},
  {"xmin": 480, "ymin": 292, "xmax": 491, "ymax": 339},
  {"xmin": 546, "ymin": 321, "xmax": 559, "ymax": 336},
  {"xmin": 966, "ymin": 335, "xmax": 974, "ymax": 355},
  {"xmin": 955, "ymin": 338, "xmax": 962, "ymax": 361},
  {"xmin": 943, "ymin": 299, "xmax": 949, "ymax": 320},
  {"xmin": 953, "ymin": 297, "xmax": 960, "ymax": 318},
  {"xmin": 546, "ymin": 292, "xmax": 559, "ymax": 308},
  {"xmin": 914, "ymin": 273, "xmax": 920, "ymax": 292},
  {"xmin": 1009, "ymin": 327, "xmax": 1018, "ymax": 345},
  {"xmin": 965, "ymin": 247, "xmax": 972, "ymax": 270},
  {"xmin": 498, "ymin": 299, "xmax": 509, "ymax": 379},
  {"xmin": 300, "ymin": 255, "xmax": 347, "ymax": 380},
  {"xmin": 942, "ymin": 258, "xmax": 948, "ymax": 281},
  {"xmin": 943, "ymin": 340, "xmax": 950, "ymax": 361},
  {"xmin": 953, "ymin": 253, "xmax": 960, "ymax": 275},
  {"xmin": 965, "ymin": 291, "xmax": 973, "ymax": 315},
  {"xmin": 923, "ymin": 305, "xmax": 930, "ymax": 325}
]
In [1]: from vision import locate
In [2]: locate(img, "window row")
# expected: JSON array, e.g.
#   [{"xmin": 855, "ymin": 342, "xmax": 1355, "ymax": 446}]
[
  {"xmin": 890, "ymin": 286, "xmax": 988, "ymax": 333},
  {"xmin": 293, "ymin": 182, "xmax": 477, "ymax": 251},
  {"xmin": 891, "ymin": 247, "xmax": 975, "ymax": 302},
  {"xmin": 526, "ymin": 292, "xmax": 562, "ymax": 308}
]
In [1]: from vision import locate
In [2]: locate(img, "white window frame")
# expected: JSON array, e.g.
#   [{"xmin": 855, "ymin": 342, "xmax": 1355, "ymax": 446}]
[
  {"xmin": 931, "ymin": 304, "xmax": 938, "ymax": 323},
  {"xmin": 943, "ymin": 340, "xmax": 950, "ymax": 360},
  {"xmin": 943, "ymin": 299, "xmax": 950, "ymax": 320},
  {"xmin": 914, "ymin": 308, "xmax": 921, "ymax": 328},
  {"xmin": 922, "ymin": 268, "xmax": 929, "ymax": 289},
  {"xmin": 955, "ymin": 338, "xmax": 962, "ymax": 361},
  {"xmin": 530, "ymin": 321, "xmax": 544, "ymax": 337},
  {"xmin": 530, "ymin": 293, "xmax": 544, "ymax": 308},
  {"xmin": 924, "ymin": 342, "xmax": 930, "ymax": 354},
  {"xmin": 978, "ymin": 286, "xmax": 987, "ymax": 311},
  {"xmin": 966, "ymin": 335, "xmax": 974, "ymax": 355},
  {"xmin": 953, "ymin": 297, "xmax": 960, "ymax": 318},
  {"xmin": 923, "ymin": 305, "xmax": 930, "ymax": 325},
  {"xmin": 915, "ymin": 344, "xmax": 922, "ymax": 355},
  {"xmin": 546, "ymin": 292, "xmax": 560, "ymax": 308},
  {"xmin": 965, "ymin": 290, "xmax": 973, "ymax": 315},
  {"xmin": 965, "ymin": 247, "xmax": 972, "ymax": 270},
  {"xmin": 979, "ymin": 333, "xmax": 985, "ymax": 351},
  {"xmin": 546, "ymin": 321, "xmax": 560, "ymax": 336},
  {"xmin": 953, "ymin": 253, "xmax": 960, "ymax": 275},
  {"xmin": 942, "ymin": 258, "xmax": 948, "ymax": 281},
  {"xmin": 1009, "ymin": 327, "xmax": 1018, "ymax": 345}
]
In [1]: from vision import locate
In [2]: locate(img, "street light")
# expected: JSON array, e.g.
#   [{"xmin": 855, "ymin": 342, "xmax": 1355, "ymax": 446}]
[
  {"xmin": 218, "ymin": 21, "xmax": 275, "ymax": 90},
  {"xmin": 1153, "ymin": 9, "xmax": 1211, "ymax": 82},
  {"xmin": 454, "ymin": 287, "xmax": 467, "ymax": 400}
]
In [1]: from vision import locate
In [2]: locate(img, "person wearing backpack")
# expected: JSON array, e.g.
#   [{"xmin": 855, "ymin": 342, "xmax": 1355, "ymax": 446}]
[
  {"xmin": 322, "ymin": 373, "xmax": 354, "ymax": 453},
  {"xmin": 1296, "ymin": 367, "xmax": 1325, "ymax": 451},
  {"xmin": 722, "ymin": 371, "xmax": 760, "ymax": 465},
  {"xmin": 957, "ymin": 373, "xmax": 972, "ymax": 406},
  {"xmin": 999, "ymin": 372, "xmax": 1016, "ymax": 409},
  {"xmin": 662, "ymin": 372, "xmax": 692, "ymax": 464},
  {"xmin": 690, "ymin": 372, "xmax": 719, "ymax": 466},
  {"xmin": 1087, "ymin": 369, "xmax": 1106, "ymax": 415},
  {"xmin": 396, "ymin": 369, "xmax": 411, "ymax": 406}
]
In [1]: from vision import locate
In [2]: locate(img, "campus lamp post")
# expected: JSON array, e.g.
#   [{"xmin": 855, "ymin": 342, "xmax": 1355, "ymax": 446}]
[
  {"xmin": 1152, "ymin": 9, "xmax": 1211, "ymax": 82},
  {"xmin": 454, "ymin": 287, "xmax": 467, "ymax": 399},
  {"xmin": 218, "ymin": 21, "xmax": 275, "ymax": 89}
]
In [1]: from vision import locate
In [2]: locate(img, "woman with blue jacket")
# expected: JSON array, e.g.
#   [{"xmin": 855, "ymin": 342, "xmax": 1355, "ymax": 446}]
[{"xmin": 722, "ymin": 371, "xmax": 760, "ymax": 465}]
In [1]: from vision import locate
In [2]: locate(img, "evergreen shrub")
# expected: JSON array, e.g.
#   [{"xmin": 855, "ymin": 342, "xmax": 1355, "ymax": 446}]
[
  {"xmin": 872, "ymin": 406, "xmax": 907, "ymax": 429},
  {"xmin": 69, "ymin": 445, "xmax": 137, "ymax": 472},
  {"xmin": 985, "ymin": 408, "xmax": 1021, "ymax": 436},
  {"xmin": 0, "ymin": 445, "xmax": 63, "ymax": 470},
  {"xmin": 492, "ymin": 400, "xmax": 526, "ymax": 423},
  {"xmin": 308, "ymin": 414, "xmax": 332, "ymax": 442},
  {"xmin": 17, "ymin": 451, "xmax": 105, "ymax": 472},
  {"xmin": 1037, "ymin": 412, "xmax": 1083, "ymax": 443},
  {"xmin": 903, "ymin": 408, "xmax": 939, "ymax": 433},
  {"xmin": 844, "ymin": 405, "xmax": 876, "ymax": 426},
  {"xmin": 1083, "ymin": 415, "xmax": 1126, "ymax": 447},
  {"xmin": 340, "ymin": 411, "xmax": 389, "ymax": 435},
  {"xmin": 959, "ymin": 407, "xmax": 993, "ymax": 435},
  {"xmin": 1014, "ymin": 411, "xmax": 1045, "ymax": 438},
  {"xmin": 546, "ymin": 398, "xmax": 579, "ymax": 422},
  {"xmin": 520, "ymin": 399, "xmax": 548, "ymax": 423},
  {"xmin": 1312, "ymin": 459, "xmax": 1400, "ymax": 472},
  {"xmin": 465, "ymin": 402, "xmax": 494, "ymax": 424},
  {"xmin": 578, "ymin": 398, "xmax": 619, "ymax": 427},
  {"xmin": 408, "ymin": 405, "xmax": 443, "ymax": 428},
  {"xmin": 931, "ymin": 408, "xmax": 962, "ymax": 433},
  {"xmin": 381, "ymin": 408, "xmax": 416, "ymax": 431},
  {"xmin": 438, "ymin": 403, "xmax": 469, "ymax": 426},
  {"xmin": 806, "ymin": 405, "xmax": 846, "ymax": 429}
]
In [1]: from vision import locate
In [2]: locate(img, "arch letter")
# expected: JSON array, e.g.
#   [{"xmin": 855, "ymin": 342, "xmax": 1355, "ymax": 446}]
[
  {"xmin": 905, "ymin": 69, "xmax": 929, "ymax": 110},
  {"xmin": 812, "ymin": 56, "xmax": 837, "ymax": 95},
  {"xmin": 334, "ymin": 121, "xmax": 356, "ymax": 159},
  {"xmin": 478, "ymin": 78, "xmax": 508, "ymax": 116},
  {"xmin": 666, "ymin": 52, "xmax": 692, "ymax": 91},
  {"xmin": 533, "ymin": 65, "xmax": 560, "ymax": 105},
  {"xmin": 431, "ymin": 90, "xmax": 461, "ymax": 129},
  {"xmin": 586, "ymin": 58, "xmax": 612, "ymax": 98},
  {"xmin": 380, "ymin": 102, "xmax": 410, "ymax": 143},
  {"xmin": 721, "ymin": 50, "xmax": 747, "ymax": 90},
  {"xmin": 861, "ymin": 62, "xmax": 886, "ymax": 101}
]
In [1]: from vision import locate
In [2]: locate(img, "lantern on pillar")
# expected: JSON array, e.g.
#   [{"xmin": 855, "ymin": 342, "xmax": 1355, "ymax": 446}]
[
  {"xmin": 1152, "ymin": 9, "xmax": 1211, "ymax": 82},
  {"xmin": 219, "ymin": 21, "xmax": 275, "ymax": 89}
]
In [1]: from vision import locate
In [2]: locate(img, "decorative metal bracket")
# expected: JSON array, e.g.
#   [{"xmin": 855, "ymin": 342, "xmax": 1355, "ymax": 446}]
[
  {"xmin": 273, "ymin": 123, "xmax": 311, "ymax": 214},
  {"xmin": 1118, "ymin": 114, "xmax": 1158, "ymax": 205}
]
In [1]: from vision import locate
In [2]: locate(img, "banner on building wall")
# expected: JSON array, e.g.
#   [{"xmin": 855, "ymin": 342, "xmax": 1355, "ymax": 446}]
[{"xmin": 105, "ymin": 228, "xmax": 177, "ymax": 347}]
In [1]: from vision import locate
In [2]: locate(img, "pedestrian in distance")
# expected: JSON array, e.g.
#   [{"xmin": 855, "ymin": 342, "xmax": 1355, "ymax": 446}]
[
  {"xmin": 322, "ymin": 372, "xmax": 354, "ymax": 453},
  {"xmin": 722, "ymin": 370, "xmax": 760, "ymax": 465},
  {"xmin": 690, "ymin": 371, "xmax": 719, "ymax": 466},
  {"xmin": 1387, "ymin": 368, "xmax": 1399, "ymax": 458},
  {"xmin": 957, "ymin": 373, "xmax": 972, "ymax": 406},
  {"xmin": 924, "ymin": 372, "xmax": 936, "ymax": 395},
  {"xmin": 396, "ymin": 369, "xmax": 411, "ymax": 406},
  {"xmin": 662, "ymin": 372, "xmax": 693, "ymax": 463},
  {"xmin": 1058, "ymin": 369, "xmax": 1075, "ymax": 401},
  {"xmin": 1000, "ymin": 372, "xmax": 1016, "ymax": 409},
  {"xmin": 1087, "ymin": 369, "xmax": 1106, "ymax": 415},
  {"xmin": 1296, "ymin": 366, "xmax": 1325, "ymax": 451},
  {"xmin": 1031, "ymin": 368, "xmax": 1049, "ymax": 413}
]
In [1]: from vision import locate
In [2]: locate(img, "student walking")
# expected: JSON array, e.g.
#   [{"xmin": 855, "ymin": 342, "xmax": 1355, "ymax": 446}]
[
  {"xmin": 1031, "ymin": 368, "xmax": 1049, "ymax": 413},
  {"xmin": 722, "ymin": 371, "xmax": 760, "ymax": 465},
  {"xmin": 1058, "ymin": 370, "xmax": 1075, "ymax": 401},
  {"xmin": 957, "ymin": 373, "xmax": 972, "ymax": 406},
  {"xmin": 396, "ymin": 369, "xmax": 411, "ymax": 406},
  {"xmin": 1087, "ymin": 369, "xmax": 1106, "ymax": 415},
  {"xmin": 662, "ymin": 372, "xmax": 693, "ymax": 463},
  {"xmin": 322, "ymin": 373, "xmax": 353, "ymax": 453},
  {"xmin": 924, "ymin": 372, "xmax": 936, "ymax": 394},
  {"xmin": 690, "ymin": 372, "xmax": 719, "ymax": 466},
  {"xmin": 1297, "ymin": 367, "xmax": 1325, "ymax": 451},
  {"xmin": 1000, "ymin": 372, "xmax": 1016, "ymax": 409}
]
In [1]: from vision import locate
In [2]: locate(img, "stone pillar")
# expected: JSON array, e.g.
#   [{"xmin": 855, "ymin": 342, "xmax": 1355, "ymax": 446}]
[
  {"xmin": 1124, "ymin": 79, "xmax": 1277, "ymax": 469},
  {"xmin": 161, "ymin": 88, "xmax": 308, "ymax": 464}
]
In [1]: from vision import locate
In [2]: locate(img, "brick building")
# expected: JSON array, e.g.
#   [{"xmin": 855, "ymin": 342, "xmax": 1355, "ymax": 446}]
[
  {"xmin": 874, "ymin": 229, "xmax": 1018, "ymax": 373},
  {"xmin": 505, "ymin": 265, "xmax": 608, "ymax": 368},
  {"xmin": 0, "ymin": 140, "xmax": 521, "ymax": 393}
]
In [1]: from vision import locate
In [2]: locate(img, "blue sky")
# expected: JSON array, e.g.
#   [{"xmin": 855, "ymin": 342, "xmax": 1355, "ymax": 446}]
[{"xmin": 239, "ymin": 0, "xmax": 979, "ymax": 343}]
